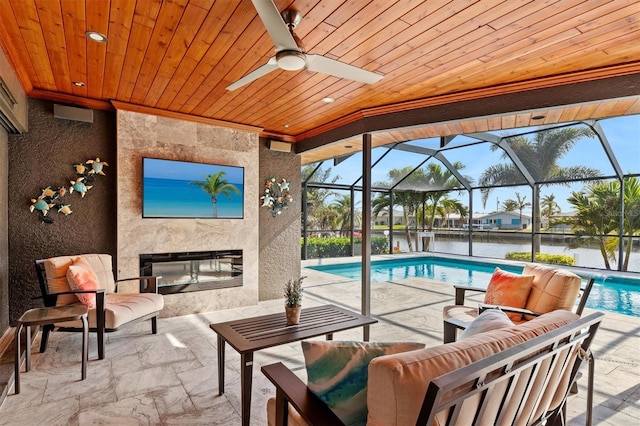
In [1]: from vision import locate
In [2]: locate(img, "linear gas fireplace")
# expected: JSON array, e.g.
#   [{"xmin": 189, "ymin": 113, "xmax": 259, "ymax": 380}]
[{"xmin": 140, "ymin": 250, "xmax": 242, "ymax": 295}]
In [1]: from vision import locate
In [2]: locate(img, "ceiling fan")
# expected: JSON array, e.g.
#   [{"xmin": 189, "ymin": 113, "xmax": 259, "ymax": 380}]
[{"xmin": 226, "ymin": 0, "xmax": 383, "ymax": 91}]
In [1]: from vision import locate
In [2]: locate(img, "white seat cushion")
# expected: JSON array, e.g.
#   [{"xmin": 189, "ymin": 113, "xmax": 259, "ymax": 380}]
[{"xmin": 56, "ymin": 293, "xmax": 164, "ymax": 329}]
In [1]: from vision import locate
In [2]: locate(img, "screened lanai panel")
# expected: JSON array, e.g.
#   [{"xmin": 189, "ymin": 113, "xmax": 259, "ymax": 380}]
[
  {"xmin": 442, "ymin": 134, "xmax": 491, "ymax": 149},
  {"xmin": 599, "ymin": 115, "xmax": 640, "ymax": 175},
  {"xmin": 402, "ymin": 137, "xmax": 443, "ymax": 150},
  {"xmin": 394, "ymin": 158, "xmax": 467, "ymax": 192},
  {"xmin": 539, "ymin": 182, "xmax": 590, "ymax": 229},
  {"xmin": 470, "ymin": 186, "xmax": 533, "ymax": 227},
  {"xmin": 306, "ymin": 146, "xmax": 396, "ymax": 186},
  {"xmin": 502, "ymin": 123, "xmax": 615, "ymax": 183},
  {"xmin": 441, "ymin": 141, "xmax": 517, "ymax": 188},
  {"xmin": 326, "ymin": 153, "xmax": 365, "ymax": 186},
  {"xmin": 564, "ymin": 178, "xmax": 624, "ymax": 270},
  {"xmin": 370, "ymin": 147, "xmax": 432, "ymax": 189}
]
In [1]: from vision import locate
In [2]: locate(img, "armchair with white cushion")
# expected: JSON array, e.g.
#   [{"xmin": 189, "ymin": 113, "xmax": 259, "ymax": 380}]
[
  {"xmin": 442, "ymin": 263, "xmax": 594, "ymax": 343},
  {"xmin": 34, "ymin": 253, "xmax": 164, "ymax": 359}
]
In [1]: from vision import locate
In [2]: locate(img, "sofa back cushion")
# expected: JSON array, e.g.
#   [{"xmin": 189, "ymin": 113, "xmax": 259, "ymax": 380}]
[
  {"xmin": 366, "ymin": 310, "xmax": 579, "ymax": 426},
  {"xmin": 522, "ymin": 263, "xmax": 581, "ymax": 315},
  {"xmin": 44, "ymin": 254, "xmax": 116, "ymax": 305}
]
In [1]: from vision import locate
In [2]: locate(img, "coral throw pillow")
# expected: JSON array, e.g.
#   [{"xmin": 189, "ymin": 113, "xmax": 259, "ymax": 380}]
[
  {"xmin": 66, "ymin": 257, "xmax": 100, "ymax": 308},
  {"xmin": 460, "ymin": 308, "xmax": 514, "ymax": 339},
  {"xmin": 484, "ymin": 267, "xmax": 535, "ymax": 321},
  {"xmin": 302, "ymin": 340, "xmax": 425, "ymax": 425}
]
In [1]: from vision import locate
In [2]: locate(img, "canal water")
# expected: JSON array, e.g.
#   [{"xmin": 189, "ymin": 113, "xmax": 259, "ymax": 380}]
[{"xmin": 389, "ymin": 234, "xmax": 640, "ymax": 273}]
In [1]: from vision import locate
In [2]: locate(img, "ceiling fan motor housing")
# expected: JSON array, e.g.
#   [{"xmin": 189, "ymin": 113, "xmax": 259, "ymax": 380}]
[
  {"xmin": 276, "ymin": 50, "xmax": 306, "ymax": 71},
  {"xmin": 281, "ymin": 9, "xmax": 302, "ymax": 28}
]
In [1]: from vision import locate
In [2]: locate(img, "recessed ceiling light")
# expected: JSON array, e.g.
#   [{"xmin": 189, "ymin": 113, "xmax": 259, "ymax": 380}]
[
  {"xmin": 284, "ymin": 124, "xmax": 290, "ymax": 128},
  {"xmin": 406, "ymin": 132, "xmax": 413, "ymax": 137},
  {"xmin": 532, "ymin": 115, "xmax": 545, "ymax": 120},
  {"xmin": 322, "ymin": 97, "xmax": 335, "ymax": 103},
  {"xmin": 72, "ymin": 81, "xmax": 85, "ymax": 87},
  {"xmin": 86, "ymin": 31, "xmax": 107, "ymax": 43}
]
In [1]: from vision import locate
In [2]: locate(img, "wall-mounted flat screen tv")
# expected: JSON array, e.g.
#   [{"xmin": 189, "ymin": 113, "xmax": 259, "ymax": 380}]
[{"xmin": 142, "ymin": 158, "xmax": 244, "ymax": 219}]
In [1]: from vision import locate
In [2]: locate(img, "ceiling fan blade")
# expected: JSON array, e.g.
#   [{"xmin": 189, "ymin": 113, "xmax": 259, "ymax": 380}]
[
  {"xmin": 251, "ymin": 0, "xmax": 299, "ymax": 52},
  {"xmin": 305, "ymin": 55, "xmax": 383, "ymax": 84},
  {"xmin": 226, "ymin": 57, "xmax": 278, "ymax": 91}
]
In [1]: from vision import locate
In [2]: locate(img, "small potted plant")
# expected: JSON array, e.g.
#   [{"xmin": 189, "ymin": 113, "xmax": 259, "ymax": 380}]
[{"xmin": 284, "ymin": 276, "xmax": 305, "ymax": 325}]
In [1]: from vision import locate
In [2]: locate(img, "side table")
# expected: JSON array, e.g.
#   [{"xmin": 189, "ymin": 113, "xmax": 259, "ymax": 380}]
[{"xmin": 14, "ymin": 305, "xmax": 88, "ymax": 394}]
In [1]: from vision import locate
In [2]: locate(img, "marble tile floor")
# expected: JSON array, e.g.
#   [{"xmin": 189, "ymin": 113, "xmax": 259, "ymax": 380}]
[{"xmin": 1, "ymin": 266, "xmax": 639, "ymax": 425}]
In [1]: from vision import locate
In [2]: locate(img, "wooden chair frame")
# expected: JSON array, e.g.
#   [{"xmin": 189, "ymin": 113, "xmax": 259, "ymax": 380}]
[
  {"xmin": 262, "ymin": 312, "xmax": 603, "ymax": 426},
  {"xmin": 34, "ymin": 259, "xmax": 160, "ymax": 359}
]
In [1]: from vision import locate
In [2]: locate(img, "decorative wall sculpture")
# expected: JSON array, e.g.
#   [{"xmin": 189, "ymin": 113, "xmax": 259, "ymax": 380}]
[
  {"xmin": 261, "ymin": 176, "xmax": 293, "ymax": 217},
  {"xmin": 29, "ymin": 157, "xmax": 109, "ymax": 224}
]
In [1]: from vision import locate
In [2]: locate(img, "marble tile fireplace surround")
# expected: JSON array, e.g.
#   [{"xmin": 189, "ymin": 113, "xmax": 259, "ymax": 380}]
[{"xmin": 116, "ymin": 109, "xmax": 259, "ymax": 318}]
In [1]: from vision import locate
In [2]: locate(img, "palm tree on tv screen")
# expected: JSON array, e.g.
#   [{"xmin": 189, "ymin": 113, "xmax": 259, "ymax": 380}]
[{"xmin": 190, "ymin": 171, "xmax": 239, "ymax": 218}]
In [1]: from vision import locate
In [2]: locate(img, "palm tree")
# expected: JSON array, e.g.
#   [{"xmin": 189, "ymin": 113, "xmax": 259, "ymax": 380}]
[
  {"xmin": 504, "ymin": 192, "xmax": 531, "ymax": 229},
  {"xmin": 189, "ymin": 171, "xmax": 240, "ymax": 218},
  {"xmin": 303, "ymin": 165, "xmax": 338, "ymax": 234},
  {"xmin": 502, "ymin": 199, "xmax": 518, "ymax": 212},
  {"xmin": 570, "ymin": 177, "xmax": 640, "ymax": 271},
  {"xmin": 479, "ymin": 126, "xmax": 600, "ymax": 252},
  {"xmin": 541, "ymin": 194, "xmax": 561, "ymax": 229},
  {"xmin": 330, "ymin": 194, "xmax": 362, "ymax": 237},
  {"xmin": 621, "ymin": 177, "xmax": 640, "ymax": 270},
  {"xmin": 567, "ymin": 182, "xmax": 619, "ymax": 269},
  {"xmin": 373, "ymin": 189, "xmax": 421, "ymax": 251},
  {"xmin": 373, "ymin": 167, "xmax": 427, "ymax": 251},
  {"xmin": 438, "ymin": 197, "xmax": 468, "ymax": 228},
  {"xmin": 422, "ymin": 162, "xmax": 466, "ymax": 230}
]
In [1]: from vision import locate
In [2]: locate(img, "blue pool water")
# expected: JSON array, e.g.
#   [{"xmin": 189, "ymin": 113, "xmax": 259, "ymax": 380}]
[{"xmin": 307, "ymin": 256, "xmax": 640, "ymax": 317}]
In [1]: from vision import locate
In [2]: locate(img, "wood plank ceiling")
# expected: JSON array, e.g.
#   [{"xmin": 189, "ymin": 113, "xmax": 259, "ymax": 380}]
[{"xmin": 1, "ymin": 0, "xmax": 639, "ymax": 163}]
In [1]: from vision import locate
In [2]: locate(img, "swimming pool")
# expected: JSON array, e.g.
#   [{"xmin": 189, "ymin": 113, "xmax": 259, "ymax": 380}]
[{"xmin": 307, "ymin": 256, "xmax": 640, "ymax": 317}]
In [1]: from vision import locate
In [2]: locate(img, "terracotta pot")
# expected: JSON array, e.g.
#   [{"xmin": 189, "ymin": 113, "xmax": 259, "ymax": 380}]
[{"xmin": 285, "ymin": 306, "xmax": 301, "ymax": 325}]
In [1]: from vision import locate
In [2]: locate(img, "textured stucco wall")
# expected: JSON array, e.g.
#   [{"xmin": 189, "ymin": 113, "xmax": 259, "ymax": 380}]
[
  {"xmin": 8, "ymin": 99, "xmax": 116, "ymax": 323},
  {"xmin": 116, "ymin": 110, "xmax": 260, "ymax": 316},
  {"xmin": 0, "ymin": 128, "xmax": 8, "ymax": 334},
  {"xmin": 258, "ymin": 139, "xmax": 301, "ymax": 301}
]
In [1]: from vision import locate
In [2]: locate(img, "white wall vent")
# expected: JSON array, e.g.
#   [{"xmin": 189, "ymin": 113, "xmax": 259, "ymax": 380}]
[
  {"xmin": 268, "ymin": 140, "xmax": 292, "ymax": 153},
  {"xmin": 0, "ymin": 76, "xmax": 19, "ymax": 133}
]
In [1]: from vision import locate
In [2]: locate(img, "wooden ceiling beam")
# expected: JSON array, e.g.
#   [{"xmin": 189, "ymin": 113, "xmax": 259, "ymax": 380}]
[{"xmin": 111, "ymin": 100, "xmax": 262, "ymax": 134}]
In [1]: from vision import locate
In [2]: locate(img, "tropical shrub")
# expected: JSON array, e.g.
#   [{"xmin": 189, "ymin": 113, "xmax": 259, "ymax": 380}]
[
  {"xmin": 505, "ymin": 252, "xmax": 574, "ymax": 266},
  {"xmin": 302, "ymin": 236, "xmax": 388, "ymax": 258}
]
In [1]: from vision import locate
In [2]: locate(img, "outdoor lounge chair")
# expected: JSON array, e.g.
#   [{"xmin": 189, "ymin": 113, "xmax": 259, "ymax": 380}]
[
  {"xmin": 442, "ymin": 263, "xmax": 594, "ymax": 343},
  {"xmin": 34, "ymin": 254, "xmax": 163, "ymax": 359},
  {"xmin": 262, "ymin": 310, "xmax": 603, "ymax": 426}
]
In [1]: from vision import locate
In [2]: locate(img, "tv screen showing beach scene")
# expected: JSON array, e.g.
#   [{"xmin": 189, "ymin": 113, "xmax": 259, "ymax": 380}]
[{"xmin": 142, "ymin": 158, "xmax": 244, "ymax": 219}]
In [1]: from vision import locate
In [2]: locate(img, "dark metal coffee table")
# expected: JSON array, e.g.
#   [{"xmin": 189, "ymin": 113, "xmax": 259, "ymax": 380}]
[{"xmin": 209, "ymin": 304, "xmax": 377, "ymax": 426}]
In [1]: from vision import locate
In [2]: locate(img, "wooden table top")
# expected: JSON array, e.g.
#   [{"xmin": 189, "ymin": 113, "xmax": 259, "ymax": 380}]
[{"xmin": 209, "ymin": 304, "xmax": 377, "ymax": 353}]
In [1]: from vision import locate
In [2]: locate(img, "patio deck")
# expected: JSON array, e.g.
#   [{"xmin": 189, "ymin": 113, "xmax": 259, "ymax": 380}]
[{"xmin": 0, "ymin": 262, "xmax": 638, "ymax": 425}]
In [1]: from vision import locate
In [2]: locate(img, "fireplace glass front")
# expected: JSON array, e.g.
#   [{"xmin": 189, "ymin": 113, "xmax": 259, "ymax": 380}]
[{"xmin": 140, "ymin": 250, "xmax": 242, "ymax": 295}]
